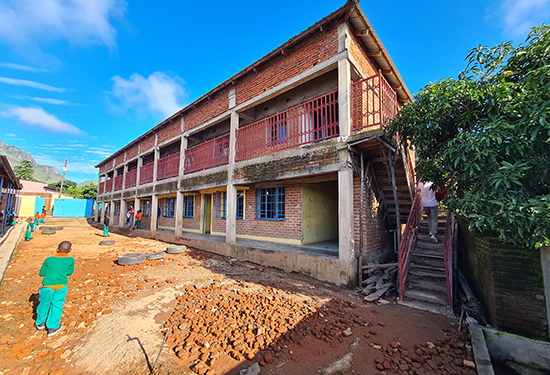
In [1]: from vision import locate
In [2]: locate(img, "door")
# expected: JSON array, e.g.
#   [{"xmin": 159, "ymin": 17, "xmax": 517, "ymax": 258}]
[{"xmin": 203, "ymin": 194, "xmax": 212, "ymax": 234}]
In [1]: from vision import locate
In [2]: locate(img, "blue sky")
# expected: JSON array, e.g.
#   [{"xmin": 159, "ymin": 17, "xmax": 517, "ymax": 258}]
[{"xmin": 0, "ymin": 0, "xmax": 549, "ymax": 183}]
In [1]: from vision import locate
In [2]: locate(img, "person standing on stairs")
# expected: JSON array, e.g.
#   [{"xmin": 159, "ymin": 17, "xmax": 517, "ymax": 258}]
[{"xmin": 419, "ymin": 181, "xmax": 439, "ymax": 244}]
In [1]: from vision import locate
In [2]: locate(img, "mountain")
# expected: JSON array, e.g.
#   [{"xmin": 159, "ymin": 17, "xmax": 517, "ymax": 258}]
[{"xmin": 0, "ymin": 140, "xmax": 62, "ymax": 184}]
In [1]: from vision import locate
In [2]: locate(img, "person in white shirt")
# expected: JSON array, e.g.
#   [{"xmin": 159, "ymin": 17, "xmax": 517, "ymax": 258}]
[{"xmin": 419, "ymin": 181, "xmax": 439, "ymax": 243}]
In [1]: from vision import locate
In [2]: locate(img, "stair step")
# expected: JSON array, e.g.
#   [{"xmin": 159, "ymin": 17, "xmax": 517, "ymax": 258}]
[
  {"xmin": 410, "ymin": 257, "xmax": 444, "ymax": 269},
  {"xmin": 403, "ymin": 289, "xmax": 447, "ymax": 306},
  {"xmin": 409, "ymin": 268, "xmax": 446, "ymax": 279},
  {"xmin": 407, "ymin": 278, "xmax": 448, "ymax": 293},
  {"xmin": 416, "ymin": 241, "xmax": 444, "ymax": 251},
  {"xmin": 397, "ymin": 299, "xmax": 453, "ymax": 316},
  {"xmin": 413, "ymin": 249, "xmax": 444, "ymax": 259}
]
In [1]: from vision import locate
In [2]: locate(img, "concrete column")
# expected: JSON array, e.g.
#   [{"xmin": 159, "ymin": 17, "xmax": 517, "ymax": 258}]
[
  {"xmin": 175, "ymin": 191, "xmax": 183, "ymax": 236},
  {"xmin": 151, "ymin": 194, "xmax": 158, "ymax": 232},
  {"xmin": 179, "ymin": 135, "xmax": 187, "ymax": 178},
  {"xmin": 136, "ymin": 157, "xmax": 142, "ymax": 187},
  {"xmin": 540, "ymin": 245, "xmax": 550, "ymax": 339},
  {"xmin": 122, "ymin": 164, "xmax": 127, "ymax": 191},
  {"xmin": 109, "ymin": 200, "xmax": 114, "ymax": 225},
  {"xmin": 119, "ymin": 199, "xmax": 126, "ymax": 227},
  {"xmin": 153, "ymin": 148, "xmax": 160, "ymax": 185},
  {"xmin": 94, "ymin": 175, "xmax": 100, "ymax": 222},
  {"xmin": 100, "ymin": 199, "xmax": 106, "ymax": 225},
  {"xmin": 338, "ymin": 148, "xmax": 354, "ymax": 262},
  {"xmin": 226, "ymin": 111, "xmax": 239, "ymax": 244},
  {"xmin": 338, "ymin": 58, "xmax": 352, "ymax": 138}
]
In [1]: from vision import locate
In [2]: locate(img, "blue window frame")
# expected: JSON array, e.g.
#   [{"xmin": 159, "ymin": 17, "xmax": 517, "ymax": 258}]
[
  {"xmin": 141, "ymin": 200, "xmax": 150, "ymax": 216},
  {"xmin": 236, "ymin": 190, "xmax": 244, "ymax": 219},
  {"xmin": 183, "ymin": 195, "xmax": 194, "ymax": 218},
  {"xmin": 215, "ymin": 191, "xmax": 226, "ymax": 218},
  {"xmin": 114, "ymin": 202, "xmax": 120, "ymax": 215},
  {"xmin": 256, "ymin": 186, "xmax": 285, "ymax": 220},
  {"xmin": 162, "ymin": 197, "xmax": 175, "ymax": 217}
]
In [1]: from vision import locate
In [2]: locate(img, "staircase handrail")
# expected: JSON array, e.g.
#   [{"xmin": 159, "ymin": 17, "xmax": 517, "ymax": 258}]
[
  {"xmin": 443, "ymin": 210, "xmax": 458, "ymax": 313},
  {"xmin": 398, "ymin": 186, "xmax": 423, "ymax": 300}
]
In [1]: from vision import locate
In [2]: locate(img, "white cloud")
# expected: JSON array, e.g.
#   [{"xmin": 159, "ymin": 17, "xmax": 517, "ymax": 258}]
[
  {"xmin": 0, "ymin": 77, "xmax": 66, "ymax": 92},
  {"xmin": 499, "ymin": 0, "xmax": 550, "ymax": 38},
  {"xmin": 10, "ymin": 94, "xmax": 86, "ymax": 106},
  {"xmin": 1, "ymin": 106, "xmax": 84, "ymax": 134},
  {"xmin": 6, "ymin": 133, "xmax": 15, "ymax": 136},
  {"xmin": 0, "ymin": 62, "xmax": 48, "ymax": 72},
  {"xmin": 111, "ymin": 72, "xmax": 186, "ymax": 118},
  {"xmin": 0, "ymin": 0, "xmax": 127, "ymax": 52}
]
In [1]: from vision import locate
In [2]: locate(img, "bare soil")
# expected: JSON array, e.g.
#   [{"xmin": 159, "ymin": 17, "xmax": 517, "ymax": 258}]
[{"xmin": 0, "ymin": 220, "xmax": 477, "ymax": 375}]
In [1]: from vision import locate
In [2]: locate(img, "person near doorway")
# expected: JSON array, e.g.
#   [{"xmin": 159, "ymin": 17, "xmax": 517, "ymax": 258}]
[
  {"xmin": 103, "ymin": 214, "xmax": 110, "ymax": 237},
  {"xmin": 40, "ymin": 210, "xmax": 46, "ymax": 224},
  {"xmin": 34, "ymin": 212, "xmax": 40, "ymax": 227},
  {"xmin": 419, "ymin": 181, "xmax": 439, "ymax": 244},
  {"xmin": 157, "ymin": 207, "xmax": 161, "ymax": 228},
  {"xmin": 133, "ymin": 210, "xmax": 142, "ymax": 230},
  {"xmin": 129, "ymin": 206, "xmax": 135, "ymax": 228}
]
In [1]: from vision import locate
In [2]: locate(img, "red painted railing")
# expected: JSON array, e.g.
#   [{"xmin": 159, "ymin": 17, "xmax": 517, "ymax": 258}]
[
  {"xmin": 351, "ymin": 71, "xmax": 399, "ymax": 132},
  {"xmin": 98, "ymin": 182, "xmax": 105, "ymax": 195},
  {"xmin": 140, "ymin": 163, "xmax": 154, "ymax": 184},
  {"xmin": 114, "ymin": 175, "xmax": 123, "ymax": 191},
  {"xmin": 398, "ymin": 187, "xmax": 423, "ymax": 300},
  {"xmin": 236, "ymin": 90, "xmax": 339, "ymax": 161},
  {"xmin": 157, "ymin": 152, "xmax": 180, "ymax": 181},
  {"xmin": 105, "ymin": 179, "xmax": 113, "ymax": 192},
  {"xmin": 443, "ymin": 211, "xmax": 458, "ymax": 313},
  {"xmin": 125, "ymin": 169, "xmax": 137, "ymax": 188},
  {"xmin": 185, "ymin": 134, "xmax": 230, "ymax": 174}
]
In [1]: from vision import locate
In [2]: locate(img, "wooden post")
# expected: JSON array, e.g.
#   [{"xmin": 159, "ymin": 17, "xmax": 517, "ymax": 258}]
[{"xmin": 358, "ymin": 151, "xmax": 364, "ymax": 287}]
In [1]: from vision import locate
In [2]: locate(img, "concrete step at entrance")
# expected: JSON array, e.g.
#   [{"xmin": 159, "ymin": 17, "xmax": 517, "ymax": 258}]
[
  {"xmin": 403, "ymin": 289, "xmax": 447, "ymax": 306},
  {"xmin": 397, "ymin": 299, "xmax": 452, "ymax": 316}
]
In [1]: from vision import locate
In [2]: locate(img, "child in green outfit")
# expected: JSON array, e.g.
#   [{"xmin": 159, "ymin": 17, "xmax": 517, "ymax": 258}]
[
  {"xmin": 25, "ymin": 218, "xmax": 33, "ymax": 241},
  {"xmin": 103, "ymin": 214, "xmax": 110, "ymax": 237},
  {"xmin": 35, "ymin": 241, "xmax": 75, "ymax": 337}
]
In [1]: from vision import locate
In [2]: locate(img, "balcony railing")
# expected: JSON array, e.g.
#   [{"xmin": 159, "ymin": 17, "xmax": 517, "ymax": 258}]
[
  {"xmin": 98, "ymin": 182, "xmax": 105, "ymax": 195},
  {"xmin": 105, "ymin": 179, "xmax": 113, "ymax": 192},
  {"xmin": 140, "ymin": 163, "xmax": 154, "ymax": 184},
  {"xmin": 157, "ymin": 152, "xmax": 180, "ymax": 181},
  {"xmin": 185, "ymin": 134, "xmax": 230, "ymax": 174},
  {"xmin": 114, "ymin": 175, "xmax": 123, "ymax": 191},
  {"xmin": 236, "ymin": 90, "xmax": 339, "ymax": 161},
  {"xmin": 351, "ymin": 71, "xmax": 398, "ymax": 132},
  {"xmin": 125, "ymin": 169, "xmax": 137, "ymax": 188}
]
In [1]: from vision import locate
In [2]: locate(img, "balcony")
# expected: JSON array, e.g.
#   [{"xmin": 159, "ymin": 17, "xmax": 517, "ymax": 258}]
[
  {"xmin": 140, "ymin": 163, "xmax": 154, "ymax": 184},
  {"xmin": 114, "ymin": 175, "xmax": 123, "ymax": 191},
  {"xmin": 98, "ymin": 182, "xmax": 105, "ymax": 195},
  {"xmin": 236, "ymin": 90, "xmax": 339, "ymax": 161},
  {"xmin": 105, "ymin": 179, "xmax": 113, "ymax": 192},
  {"xmin": 351, "ymin": 71, "xmax": 398, "ymax": 133},
  {"xmin": 157, "ymin": 152, "xmax": 180, "ymax": 181},
  {"xmin": 184, "ymin": 134, "xmax": 230, "ymax": 174},
  {"xmin": 125, "ymin": 169, "xmax": 137, "ymax": 188}
]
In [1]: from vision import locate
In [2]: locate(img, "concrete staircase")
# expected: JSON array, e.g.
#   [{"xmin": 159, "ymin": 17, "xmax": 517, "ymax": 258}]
[{"xmin": 399, "ymin": 216, "xmax": 452, "ymax": 315}]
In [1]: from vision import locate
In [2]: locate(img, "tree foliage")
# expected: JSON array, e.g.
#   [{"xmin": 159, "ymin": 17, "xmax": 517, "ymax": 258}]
[
  {"xmin": 13, "ymin": 160, "xmax": 34, "ymax": 181},
  {"xmin": 386, "ymin": 25, "xmax": 550, "ymax": 247},
  {"xmin": 66, "ymin": 183, "xmax": 98, "ymax": 200},
  {"xmin": 48, "ymin": 180, "xmax": 77, "ymax": 194}
]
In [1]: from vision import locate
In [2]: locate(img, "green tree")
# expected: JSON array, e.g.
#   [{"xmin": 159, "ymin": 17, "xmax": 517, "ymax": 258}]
[
  {"xmin": 13, "ymin": 160, "xmax": 34, "ymax": 181},
  {"xmin": 64, "ymin": 183, "xmax": 98, "ymax": 199},
  {"xmin": 386, "ymin": 25, "xmax": 550, "ymax": 247},
  {"xmin": 48, "ymin": 180, "xmax": 77, "ymax": 194}
]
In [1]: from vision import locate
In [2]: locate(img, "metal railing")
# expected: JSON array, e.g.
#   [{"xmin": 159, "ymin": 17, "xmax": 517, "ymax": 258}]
[
  {"xmin": 105, "ymin": 179, "xmax": 113, "ymax": 192},
  {"xmin": 443, "ymin": 211, "xmax": 458, "ymax": 313},
  {"xmin": 140, "ymin": 163, "xmax": 154, "ymax": 184},
  {"xmin": 125, "ymin": 169, "xmax": 137, "ymax": 188},
  {"xmin": 185, "ymin": 134, "xmax": 230, "ymax": 174},
  {"xmin": 351, "ymin": 70, "xmax": 399, "ymax": 132},
  {"xmin": 236, "ymin": 90, "xmax": 339, "ymax": 161},
  {"xmin": 98, "ymin": 182, "xmax": 105, "ymax": 195},
  {"xmin": 398, "ymin": 187, "xmax": 423, "ymax": 300},
  {"xmin": 114, "ymin": 175, "xmax": 123, "ymax": 191},
  {"xmin": 157, "ymin": 152, "xmax": 180, "ymax": 181}
]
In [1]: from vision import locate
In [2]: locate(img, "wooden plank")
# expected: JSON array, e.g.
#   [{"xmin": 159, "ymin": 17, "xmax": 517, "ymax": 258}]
[
  {"xmin": 362, "ymin": 262, "xmax": 397, "ymax": 270},
  {"xmin": 364, "ymin": 286, "xmax": 391, "ymax": 302}
]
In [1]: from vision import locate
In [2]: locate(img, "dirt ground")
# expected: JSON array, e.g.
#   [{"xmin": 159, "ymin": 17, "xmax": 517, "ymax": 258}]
[{"xmin": 0, "ymin": 220, "xmax": 477, "ymax": 375}]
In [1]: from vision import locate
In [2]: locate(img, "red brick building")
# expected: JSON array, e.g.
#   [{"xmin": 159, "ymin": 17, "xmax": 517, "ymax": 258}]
[{"xmin": 95, "ymin": 0, "xmax": 415, "ymax": 286}]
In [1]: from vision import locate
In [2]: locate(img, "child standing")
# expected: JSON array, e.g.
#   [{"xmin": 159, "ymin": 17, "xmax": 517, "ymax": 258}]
[
  {"xmin": 25, "ymin": 218, "xmax": 33, "ymax": 241},
  {"xmin": 133, "ymin": 210, "xmax": 142, "ymax": 230},
  {"xmin": 35, "ymin": 241, "xmax": 75, "ymax": 336},
  {"xmin": 40, "ymin": 208, "xmax": 46, "ymax": 224},
  {"xmin": 103, "ymin": 214, "xmax": 110, "ymax": 237},
  {"xmin": 34, "ymin": 212, "xmax": 40, "ymax": 227}
]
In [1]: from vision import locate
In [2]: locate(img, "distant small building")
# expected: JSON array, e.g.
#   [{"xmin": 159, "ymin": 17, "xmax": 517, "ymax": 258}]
[
  {"xmin": 0, "ymin": 155, "xmax": 22, "ymax": 235},
  {"xmin": 17, "ymin": 180, "xmax": 72, "ymax": 217}
]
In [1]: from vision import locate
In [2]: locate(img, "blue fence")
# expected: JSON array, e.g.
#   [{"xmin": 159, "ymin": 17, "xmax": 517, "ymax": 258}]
[{"xmin": 49, "ymin": 198, "xmax": 94, "ymax": 218}]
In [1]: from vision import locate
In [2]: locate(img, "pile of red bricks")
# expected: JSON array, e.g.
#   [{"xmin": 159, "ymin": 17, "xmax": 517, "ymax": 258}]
[{"xmin": 166, "ymin": 283, "xmax": 365, "ymax": 374}]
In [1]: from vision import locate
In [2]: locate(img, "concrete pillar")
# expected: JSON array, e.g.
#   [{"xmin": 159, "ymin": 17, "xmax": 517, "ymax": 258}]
[
  {"xmin": 226, "ymin": 111, "xmax": 239, "ymax": 244},
  {"xmin": 153, "ymin": 148, "xmax": 160, "ymax": 185},
  {"xmin": 134, "ymin": 197, "xmax": 140, "ymax": 215},
  {"xmin": 151, "ymin": 194, "xmax": 158, "ymax": 232},
  {"xmin": 175, "ymin": 191, "xmax": 183, "ymax": 236},
  {"xmin": 109, "ymin": 200, "xmax": 114, "ymax": 225},
  {"xmin": 179, "ymin": 135, "xmax": 187, "ymax": 177},
  {"xmin": 338, "ymin": 58, "xmax": 352, "ymax": 138},
  {"xmin": 122, "ymin": 164, "xmax": 127, "ymax": 191},
  {"xmin": 540, "ymin": 245, "xmax": 550, "ymax": 339},
  {"xmin": 100, "ymin": 199, "xmax": 105, "ymax": 225},
  {"xmin": 119, "ymin": 199, "xmax": 126, "ymax": 227},
  {"xmin": 338, "ymin": 149, "xmax": 354, "ymax": 262},
  {"xmin": 94, "ymin": 176, "xmax": 100, "ymax": 222}
]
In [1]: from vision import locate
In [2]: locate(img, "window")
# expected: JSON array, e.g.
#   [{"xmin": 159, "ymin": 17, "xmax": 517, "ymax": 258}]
[
  {"xmin": 257, "ymin": 186, "xmax": 285, "ymax": 220},
  {"xmin": 236, "ymin": 190, "xmax": 244, "ymax": 219},
  {"xmin": 141, "ymin": 200, "xmax": 150, "ymax": 216},
  {"xmin": 215, "ymin": 191, "xmax": 226, "ymax": 218},
  {"xmin": 183, "ymin": 195, "xmax": 194, "ymax": 218},
  {"xmin": 268, "ymin": 112, "xmax": 288, "ymax": 146},
  {"xmin": 162, "ymin": 197, "xmax": 175, "ymax": 217}
]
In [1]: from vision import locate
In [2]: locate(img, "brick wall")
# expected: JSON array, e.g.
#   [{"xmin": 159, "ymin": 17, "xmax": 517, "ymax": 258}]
[
  {"xmin": 236, "ymin": 27, "xmax": 339, "ymax": 106},
  {"xmin": 158, "ymin": 117, "xmax": 182, "ymax": 144},
  {"xmin": 99, "ymin": 164, "xmax": 106, "ymax": 174},
  {"xmin": 141, "ymin": 134, "xmax": 155, "ymax": 153},
  {"xmin": 126, "ymin": 144, "xmax": 139, "ymax": 160},
  {"xmin": 233, "ymin": 147, "xmax": 339, "ymax": 183},
  {"xmin": 459, "ymin": 220, "xmax": 548, "ymax": 340},
  {"xmin": 180, "ymin": 171, "xmax": 228, "ymax": 190},
  {"xmin": 159, "ymin": 215, "xmax": 175, "ymax": 228},
  {"xmin": 236, "ymin": 183, "xmax": 302, "ymax": 241},
  {"xmin": 182, "ymin": 194, "xmax": 200, "ymax": 231},
  {"xmin": 352, "ymin": 176, "xmax": 392, "ymax": 262},
  {"xmin": 115, "ymin": 153, "xmax": 125, "ymax": 168},
  {"xmin": 184, "ymin": 87, "xmax": 231, "ymax": 132},
  {"xmin": 348, "ymin": 32, "xmax": 378, "ymax": 78}
]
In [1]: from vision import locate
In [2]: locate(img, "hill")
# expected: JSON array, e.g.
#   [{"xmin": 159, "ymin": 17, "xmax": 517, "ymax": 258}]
[{"xmin": 0, "ymin": 140, "xmax": 62, "ymax": 184}]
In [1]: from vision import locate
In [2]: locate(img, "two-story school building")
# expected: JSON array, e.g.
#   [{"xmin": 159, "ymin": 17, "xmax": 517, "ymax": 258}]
[{"xmin": 94, "ymin": 0, "xmax": 415, "ymax": 286}]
